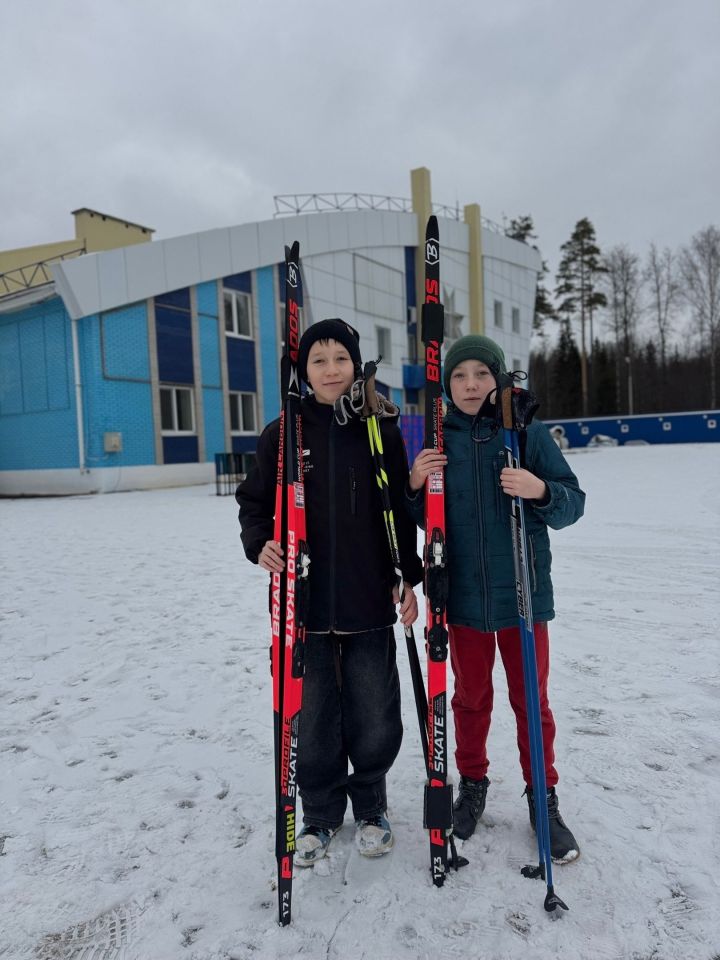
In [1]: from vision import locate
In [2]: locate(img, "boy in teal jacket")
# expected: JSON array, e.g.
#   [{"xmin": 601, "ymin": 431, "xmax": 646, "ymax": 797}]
[{"xmin": 406, "ymin": 335, "xmax": 585, "ymax": 862}]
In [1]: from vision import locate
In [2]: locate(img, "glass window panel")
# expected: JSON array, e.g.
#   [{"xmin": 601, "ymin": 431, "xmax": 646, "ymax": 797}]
[
  {"xmin": 160, "ymin": 389, "xmax": 175, "ymax": 431},
  {"xmin": 229, "ymin": 394, "xmax": 240, "ymax": 432},
  {"xmin": 236, "ymin": 294, "xmax": 252, "ymax": 337},
  {"xmin": 241, "ymin": 393, "xmax": 256, "ymax": 432},
  {"xmin": 224, "ymin": 291, "xmax": 235, "ymax": 332},
  {"xmin": 494, "ymin": 301, "xmax": 503, "ymax": 328},
  {"xmin": 176, "ymin": 389, "xmax": 193, "ymax": 431},
  {"xmin": 512, "ymin": 307, "xmax": 520, "ymax": 333}
]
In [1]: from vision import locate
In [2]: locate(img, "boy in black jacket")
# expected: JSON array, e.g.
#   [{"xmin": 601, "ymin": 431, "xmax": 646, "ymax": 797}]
[{"xmin": 236, "ymin": 319, "xmax": 422, "ymax": 865}]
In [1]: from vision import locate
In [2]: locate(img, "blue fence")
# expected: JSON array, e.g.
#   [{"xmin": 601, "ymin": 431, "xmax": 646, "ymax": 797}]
[
  {"xmin": 401, "ymin": 410, "xmax": 719, "ymax": 458},
  {"xmin": 541, "ymin": 410, "xmax": 719, "ymax": 448}
]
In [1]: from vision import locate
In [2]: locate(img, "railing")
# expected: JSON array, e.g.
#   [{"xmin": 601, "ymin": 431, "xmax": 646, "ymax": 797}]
[
  {"xmin": 273, "ymin": 193, "xmax": 504, "ymax": 233},
  {"xmin": 215, "ymin": 452, "xmax": 246, "ymax": 496},
  {"xmin": 0, "ymin": 246, "xmax": 86, "ymax": 298}
]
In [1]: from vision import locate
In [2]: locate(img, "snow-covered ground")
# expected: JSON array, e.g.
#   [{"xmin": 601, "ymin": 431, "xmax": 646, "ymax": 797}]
[{"xmin": 2, "ymin": 443, "xmax": 719, "ymax": 960}]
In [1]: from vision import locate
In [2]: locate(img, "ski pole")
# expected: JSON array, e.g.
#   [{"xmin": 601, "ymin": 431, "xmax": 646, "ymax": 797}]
[{"xmin": 500, "ymin": 382, "xmax": 568, "ymax": 917}]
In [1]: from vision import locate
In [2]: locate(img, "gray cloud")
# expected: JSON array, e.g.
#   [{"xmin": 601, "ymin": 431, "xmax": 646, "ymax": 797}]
[{"xmin": 2, "ymin": 0, "xmax": 718, "ymax": 280}]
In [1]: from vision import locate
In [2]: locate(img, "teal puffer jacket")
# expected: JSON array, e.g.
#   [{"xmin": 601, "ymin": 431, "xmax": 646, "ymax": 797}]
[{"xmin": 406, "ymin": 405, "xmax": 585, "ymax": 632}]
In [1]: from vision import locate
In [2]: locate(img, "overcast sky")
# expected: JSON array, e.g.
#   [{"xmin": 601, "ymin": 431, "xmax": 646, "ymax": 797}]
[{"xmin": 2, "ymin": 0, "xmax": 718, "ymax": 279}]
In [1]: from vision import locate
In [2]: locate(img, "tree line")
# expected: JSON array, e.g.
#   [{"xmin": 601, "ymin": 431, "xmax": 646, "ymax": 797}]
[{"xmin": 506, "ymin": 216, "xmax": 720, "ymax": 419}]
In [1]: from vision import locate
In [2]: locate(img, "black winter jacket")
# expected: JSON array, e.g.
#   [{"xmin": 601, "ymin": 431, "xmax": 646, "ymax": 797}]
[{"xmin": 236, "ymin": 396, "xmax": 423, "ymax": 633}]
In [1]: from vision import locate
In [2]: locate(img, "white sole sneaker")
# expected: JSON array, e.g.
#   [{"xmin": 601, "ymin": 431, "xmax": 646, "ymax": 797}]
[
  {"xmin": 355, "ymin": 815, "xmax": 394, "ymax": 858},
  {"xmin": 295, "ymin": 826, "xmax": 338, "ymax": 867}
]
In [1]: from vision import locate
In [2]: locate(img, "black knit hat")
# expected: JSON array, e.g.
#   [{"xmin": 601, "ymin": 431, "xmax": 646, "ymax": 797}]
[{"xmin": 298, "ymin": 319, "xmax": 362, "ymax": 384}]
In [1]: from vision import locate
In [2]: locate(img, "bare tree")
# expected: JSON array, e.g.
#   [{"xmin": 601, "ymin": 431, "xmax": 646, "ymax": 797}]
[
  {"xmin": 643, "ymin": 244, "xmax": 679, "ymax": 375},
  {"xmin": 679, "ymin": 226, "xmax": 720, "ymax": 406},
  {"xmin": 604, "ymin": 245, "xmax": 642, "ymax": 413}
]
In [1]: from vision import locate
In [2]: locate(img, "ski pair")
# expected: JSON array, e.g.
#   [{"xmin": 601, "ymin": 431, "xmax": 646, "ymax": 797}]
[
  {"xmin": 363, "ymin": 216, "xmax": 463, "ymax": 887},
  {"xmin": 271, "ymin": 242, "xmax": 310, "ymax": 926}
]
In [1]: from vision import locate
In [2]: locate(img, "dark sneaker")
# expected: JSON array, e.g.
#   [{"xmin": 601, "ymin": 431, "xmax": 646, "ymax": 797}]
[
  {"xmin": 295, "ymin": 824, "xmax": 339, "ymax": 867},
  {"xmin": 524, "ymin": 786, "xmax": 580, "ymax": 863},
  {"xmin": 355, "ymin": 813, "xmax": 394, "ymax": 857},
  {"xmin": 453, "ymin": 775, "xmax": 490, "ymax": 840}
]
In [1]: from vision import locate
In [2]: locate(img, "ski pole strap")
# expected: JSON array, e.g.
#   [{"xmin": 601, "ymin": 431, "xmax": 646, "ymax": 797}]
[{"xmin": 498, "ymin": 376, "xmax": 540, "ymax": 433}]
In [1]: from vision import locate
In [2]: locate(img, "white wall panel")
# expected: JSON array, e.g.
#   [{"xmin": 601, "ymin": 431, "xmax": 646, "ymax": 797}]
[
  {"xmin": 124, "ymin": 239, "xmax": 166, "ymax": 303},
  {"xmin": 97, "ymin": 249, "xmax": 129, "ymax": 309},
  {"xmin": 164, "ymin": 235, "xmax": 201, "ymax": 293},
  {"xmin": 198, "ymin": 229, "xmax": 232, "ymax": 281}
]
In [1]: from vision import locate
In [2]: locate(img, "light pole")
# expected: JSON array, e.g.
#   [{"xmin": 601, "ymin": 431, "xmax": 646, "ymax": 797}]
[{"xmin": 625, "ymin": 355, "xmax": 634, "ymax": 415}]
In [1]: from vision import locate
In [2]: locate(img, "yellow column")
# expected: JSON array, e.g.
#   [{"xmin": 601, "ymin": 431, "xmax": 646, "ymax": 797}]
[{"xmin": 464, "ymin": 204, "xmax": 484, "ymax": 334}]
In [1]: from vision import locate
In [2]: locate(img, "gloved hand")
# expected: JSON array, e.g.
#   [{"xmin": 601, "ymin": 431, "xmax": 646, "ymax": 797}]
[
  {"xmin": 333, "ymin": 376, "xmax": 367, "ymax": 426},
  {"xmin": 334, "ymin": 376, "xmax": 400, "ymax": 425}
]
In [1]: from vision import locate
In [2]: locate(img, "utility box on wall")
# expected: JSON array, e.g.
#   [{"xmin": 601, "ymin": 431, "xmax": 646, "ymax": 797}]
[{"xmin": 104, "ymin": 432, "xmax": 123, "ymax": 453}]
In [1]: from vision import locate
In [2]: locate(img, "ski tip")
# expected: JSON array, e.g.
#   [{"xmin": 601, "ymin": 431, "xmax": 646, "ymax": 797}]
[
  {"xmin": 288, "ymin": 240, "xmax": 300, "ymax": 262},
  {"xmin": 426, "ymin": 214, "xmax": 439, "ymax": 235}
]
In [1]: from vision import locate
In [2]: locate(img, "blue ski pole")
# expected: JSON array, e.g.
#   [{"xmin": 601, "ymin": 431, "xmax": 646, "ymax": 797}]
[{"xmin": 500, "ymin": 381, "xmax": 568, "ymax": 917}]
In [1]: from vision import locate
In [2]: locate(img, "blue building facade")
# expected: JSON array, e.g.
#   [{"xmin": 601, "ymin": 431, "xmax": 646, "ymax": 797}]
[{"xmin": 1, "ymin": 206, "xmax": 542, "ymax": 495}]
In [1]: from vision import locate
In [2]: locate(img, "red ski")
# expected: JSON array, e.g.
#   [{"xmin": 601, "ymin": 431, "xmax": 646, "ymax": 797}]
[
  {"xmin": 271, "ymin": 242, "xmax": 309, "ymax": 925},
  {"xmin": 421, "ymin": 216, "xmax": 455, "ymax": 886}
]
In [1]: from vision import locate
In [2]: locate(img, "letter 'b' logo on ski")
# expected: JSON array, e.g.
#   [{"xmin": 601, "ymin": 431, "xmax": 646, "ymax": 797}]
[
  {"xmin": 287, "ymin": 264, "xmax": 298, "ymax": 288},
  {"xmin": 425, "ymin": 241, "xmax": 439, "ymax": 266}
]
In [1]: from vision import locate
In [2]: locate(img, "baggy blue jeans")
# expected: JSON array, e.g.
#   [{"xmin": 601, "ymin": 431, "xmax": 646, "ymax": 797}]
[{"xmin": 297, "ymin": 627, "xmax": 402, "ymax": 829}]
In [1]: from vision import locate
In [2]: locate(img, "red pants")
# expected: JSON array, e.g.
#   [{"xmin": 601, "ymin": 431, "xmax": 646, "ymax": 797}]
[{"xmin": 448, "ymin": 623, "xmax": 558, "ymax": 787}]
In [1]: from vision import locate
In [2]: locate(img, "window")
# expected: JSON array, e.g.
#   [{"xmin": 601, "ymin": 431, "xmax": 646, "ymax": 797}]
[
  {"xmin": 512, "ymin": 307, "xmax": 520, "ymax": 333},
  {"xmin": 513, "ymin": 358, "xmax": 521, "ymax": 372},
  {"xmin": 160, "ymin": 387, "xmax": 195, "ymax": 433},
  {"xmin": 223, "ymin": 289, "xmax": 252, "ymax": 338},
  {"xmin": 376, "ymin": 326, "xmax": 392, "ymax": 362},
  {"xmin": 494, "ymin": 300, "xmax": 503, "ymax": 328},
  {"xmin": 229, "ymin": 392, "xmax": 257, "ymax": 434}
]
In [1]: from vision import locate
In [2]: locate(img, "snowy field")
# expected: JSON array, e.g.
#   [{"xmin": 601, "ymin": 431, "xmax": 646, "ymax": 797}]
[{"xmin": 2, "ymin": 443, "xmax": 720, "ymax": 960}]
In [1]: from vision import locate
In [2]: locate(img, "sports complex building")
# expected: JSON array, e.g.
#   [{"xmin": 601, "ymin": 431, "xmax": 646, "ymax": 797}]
[{"xmin": 0, "ymin": 168, "xmax": 541, "ymax": 495}]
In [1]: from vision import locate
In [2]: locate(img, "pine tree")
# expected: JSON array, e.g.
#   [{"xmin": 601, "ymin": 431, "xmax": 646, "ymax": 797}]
[
  {"xmin": 550, "ymin": 322, "xmax": 582, "ymax": 418},
  {"xmin": 555, "ymin": 218, "xmax": 607, "ymax": 416}
]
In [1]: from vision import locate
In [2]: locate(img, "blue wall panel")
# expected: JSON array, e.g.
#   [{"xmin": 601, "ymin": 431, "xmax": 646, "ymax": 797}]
[
  {"xmin": 232, "ymin": 435, "xmax": 258, "ymax": 453},
  {"xmin": 197, "ymin": 281, "xmax": 218, "ymax": 318},
  {"xmin": 101, "ymin": 303, "xmax": 150, "ymax": 380},
  {"xmin": 0, "ymin": 321, "xmax": 24, "ymax": 415},
  {"xmin": 156, "ymin": 288, "xmax": 191, "ymax": 311},
  {"xmin": 19, "ymin": 317, "xmax": 49, "ymax": 412},
  {"xmin": 224, "ymin": 272, "xmax": 252, "ymax": 294},
  {"xmin": 0, "ymin": 300, "xmax": 78, "ymax": 470},
  {"xmin": 163, "ymin": 435, "xmax": 199, "ymax": 463},
  {"xmin": 227, "ymin": 337, "xmax": 256, "ymax": 392},
  {"xmin": 79, "ymin": 313, "xmax": 156, "ymax": 468},
  {"xmin": 199, "ymin": 314, "xmax": 221, "ymax": 388},
  {"xmin": 156, "ymin": 305, "xmax": 194, "ymax": 384},
  {"xmin": 256, "ymin": 265, "xmax": 279, "ymax": 423},
  {"xmin": 405, "ymin": 246, "xmax": 416, "ymax": 308},
  {"xmin": 203, "ymin": 386, "xmax": 225, "ymax": 460}
]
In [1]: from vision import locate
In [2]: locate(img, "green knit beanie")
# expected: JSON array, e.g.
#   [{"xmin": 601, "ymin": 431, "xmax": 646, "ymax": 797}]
[{"xmin": 442, "ymin": 335, "xmax": 507, "ymax": 396}]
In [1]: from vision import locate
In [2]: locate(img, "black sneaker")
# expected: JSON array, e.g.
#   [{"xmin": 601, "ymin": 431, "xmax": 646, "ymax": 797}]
[
  {"xmin": 524, "ymin": 786, "xmax": 580, "ymax": 863},
  {"xmin": 452, "ymin": 775, "xmax": 490, "ymax": 840}
]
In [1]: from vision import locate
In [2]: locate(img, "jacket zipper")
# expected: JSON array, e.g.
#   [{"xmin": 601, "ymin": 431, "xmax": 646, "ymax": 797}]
[
  {"xmin": 472, "ymin": 425, "xmax": 491, "ymax": 632},
  {"xmin": 349, "ymin": 466, "xmax": 357, "ymax": 515},
  {"xmin": 328, "ymin": 415, "xmax": 336, "ymax": 630}
]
